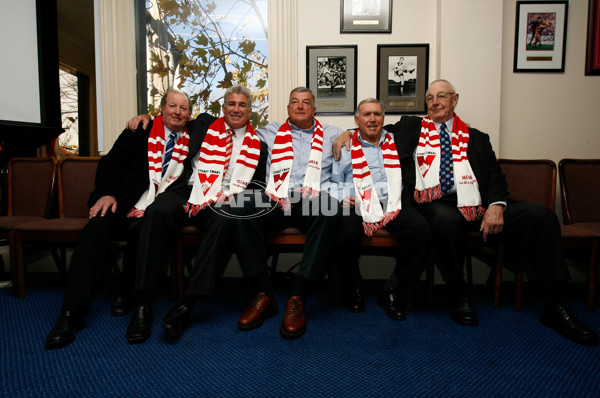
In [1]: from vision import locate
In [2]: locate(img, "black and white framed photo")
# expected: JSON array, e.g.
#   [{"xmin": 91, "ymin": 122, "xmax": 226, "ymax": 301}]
[
  {"xmin": 340, "ymin": 0, "xmax": 392, "ymax": 33},
  {"xmin": 306, "ymin": 45, "xmax": 357, "ymax": 115},
  {"xmin": 513, "ymin": 1, "xmax": 568, "ymax": 72},
  {"xmin": 377, "ymin": 44, "xmax": 429, "ymax": 114}
]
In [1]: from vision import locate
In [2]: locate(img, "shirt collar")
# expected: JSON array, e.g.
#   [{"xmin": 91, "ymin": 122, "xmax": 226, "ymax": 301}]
[
  {"xmin": 224, "ymin": 122, "xmax": 247, "ymax": 139},
  {"xmin": 164, "ymin": 125, "xmax": 175, "ymax": 139},
  {"xmin": 357, "ymin": 129, "xmax": 386, "ymax": 147},
  {"xmin": 289, "ymin": 119, "xmax": 316, "ymax": 133},
  {"xmin": 434, "ymin": 117, "xmax": 454, "ymax": 132}
]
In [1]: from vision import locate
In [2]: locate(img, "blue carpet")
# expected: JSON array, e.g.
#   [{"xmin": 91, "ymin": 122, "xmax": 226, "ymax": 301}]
[{"xmin": 1, "ymin": 280, "xmax": 600, "ymax": 397}]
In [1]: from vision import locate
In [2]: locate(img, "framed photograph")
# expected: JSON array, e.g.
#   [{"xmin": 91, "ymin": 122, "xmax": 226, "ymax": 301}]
[
  {"xmin": 513, "ymin": 1, "xmax": 568, "ymax": 73},
  {"xmin": 586, "ymin": 0, "xmax": 600, "ymax": 75},
  {"xmin": 306, "ymin": 45, "xmax": 357, "ymax": 115},
  {"xmin": 340, "ymin": 0, "xmax": 392, "ymax": 33},
  {"xmin": 376, "ymin": 44, "xmax": 429, "ymax": 115}
]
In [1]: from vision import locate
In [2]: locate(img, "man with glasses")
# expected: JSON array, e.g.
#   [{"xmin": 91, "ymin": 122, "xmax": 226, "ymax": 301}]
[{"xmin": 335, "ymin": 79, "xmax": 598, "ymax": 346}]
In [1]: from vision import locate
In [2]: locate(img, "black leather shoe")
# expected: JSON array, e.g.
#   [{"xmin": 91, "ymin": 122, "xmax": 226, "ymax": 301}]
[
  {"xmin": 346, "ymin": 281, "xmax": 365, "ymax": 313},
  {"xmin": 126, "ymin": 305, "xmax": 153, "ymax": 344},
  {"xmin": 378, "ymin": 288, "xmax": 407, "ymax": 321},
  {"xmin": 162, "ymin": 304, "xmax": 191, "ymax": 340},
  {"xmin": 449, "ymin": 290, "xmax": 478, "ymax": 326},
  {"xmin": 110, "ymin": 294, "xmax": 132, "ymax": 317},
  {"xmin": 45, "ymin": 310, "xmax": 85, "ymax": 350},
  {"xmin": 540, "ymin": 304, "xmax": 599, "ymax": 346}
]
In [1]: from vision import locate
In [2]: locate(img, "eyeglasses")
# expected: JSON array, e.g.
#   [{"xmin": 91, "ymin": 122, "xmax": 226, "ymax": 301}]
[{"xmin": 425, "ymin": 92, "xmax": 455, "ymax": 103}]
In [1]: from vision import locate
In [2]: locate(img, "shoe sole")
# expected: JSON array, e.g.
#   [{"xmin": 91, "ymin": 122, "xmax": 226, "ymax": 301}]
[
  {"xmin": 378, "ymin": 300, "xmax": 406, "ymax": 321},
  {"xmin": 110, "ymin": 307, "xmax": 132, "ymax": 317},
  {"xmin": 450, "ymin": 314, "xmax": 478, "ymax": 327},
  {"xmin": 126, "ymin": 329, "xmax": 151, "ymax": 344},
  {"xmin": 44, "ymin": 321, "xmax": 85, "ymax": 350},
  {"xmin": 162, "ymin": 318, "xmax": 188, "ymax": 340},
  {"xmin": 280, "ymin": 325, "xmax": 306, "ymax": 340},
  {"xmin": 540, "ymin": 317, "xmax": 600, "ymax": 346},
  {"xmin": 385, "ymin": 311, "xmax": 407, "ymax": 321},
  {"xmin": 237, "ymin": 306, "xmax": 279, "ymax": 331}
]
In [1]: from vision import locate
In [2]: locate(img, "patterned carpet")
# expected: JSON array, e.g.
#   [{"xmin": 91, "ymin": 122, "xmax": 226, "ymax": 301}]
[{"xmin": 2, "ymin": 278, "xmax": 600, "ymax": 397}]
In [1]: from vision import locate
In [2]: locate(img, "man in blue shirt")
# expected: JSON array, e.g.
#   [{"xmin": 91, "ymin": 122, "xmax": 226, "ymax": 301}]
[
  {"xmin": 329, "ymin": 98, "xmax": 431, "ymax": 319},
  {"xmin": 232, "ymin": 87, "xmax": 342, "ymax": 339}
]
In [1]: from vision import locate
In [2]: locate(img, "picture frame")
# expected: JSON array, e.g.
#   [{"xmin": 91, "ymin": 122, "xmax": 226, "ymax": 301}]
[
  {"xmin": 586, "ymin": 0, "xmax": 600, "ymax": 75},
  {"xmin": 513, "ymin": 1, "xmax": 568, "ymax": 73},
  {"xmin": 306, "ymin": 45, "xmax": 358, "ymax": 115},
  {"xmin": 340, "ymin": 0, "xmax": 392, "ymax": 33},
  {"xmin": 376, "ymin": 44, "xmax": 429, "ymax": 115}
]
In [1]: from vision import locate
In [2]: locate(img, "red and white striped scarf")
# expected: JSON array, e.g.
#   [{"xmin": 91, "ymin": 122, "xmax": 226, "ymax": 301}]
[
  {"xmin": 351, "ymin": 129, "xmax": 402, "ymax": 236},
  {"xmin": 128, "ymin": 114, "xmax": 190, "ymax": 218},
  {"xmin": 265, "ymin": 118, "xmax": 324, "ymax": 210},
  {"xmin": 184, "ymin": 117, "xmax": 261, "ymax": 216},
  {"xmin": 413, "ymin": 114, "xmax": 485, "ymax": 221}
]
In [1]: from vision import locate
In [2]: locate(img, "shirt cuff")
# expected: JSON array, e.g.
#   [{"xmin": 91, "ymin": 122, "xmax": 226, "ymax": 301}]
[{"xmin": 489, "ymin": 201, "xmax": 507, "ymax": 210}]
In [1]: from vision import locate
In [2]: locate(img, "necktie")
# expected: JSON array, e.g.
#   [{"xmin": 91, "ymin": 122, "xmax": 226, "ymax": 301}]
[
  {"xmin": 223, "ymin": 129, "xmax": 234, "ymax": 175},
  {"xmin": 162, "ymin": 132, "xmax": 177, "ymax": 177},
  {"xmin": 439, "ymin": 123, "xmax": 454, "ymax": 193}
]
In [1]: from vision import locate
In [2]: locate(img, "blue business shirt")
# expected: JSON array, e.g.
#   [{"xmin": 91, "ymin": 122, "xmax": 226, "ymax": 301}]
[
  {"xmin": 329, "ymin": 130, "xmax": 394, "ymax": 202},
  {"xmin": 257, "ymin": 119, "xmax": 343, "ymax": 191}
]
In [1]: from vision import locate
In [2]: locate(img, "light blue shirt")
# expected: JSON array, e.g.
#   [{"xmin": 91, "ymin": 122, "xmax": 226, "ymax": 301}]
[
  {"xmin": 329, "ymin": 130, "xmax": 396, "ymax": 202},
  {"xmin": 257, "ymin": 119, "xmax": 343, "ymax": 191}
]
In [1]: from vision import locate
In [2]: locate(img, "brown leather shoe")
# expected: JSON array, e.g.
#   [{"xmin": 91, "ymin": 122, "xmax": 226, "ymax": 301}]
[
  {"xmin": 280, "ymin": 296, "xmax": 306, "ymax": 339},
  {"xmin": 237, "ymin": 292, "xmax": 278, "ymax": 331}
]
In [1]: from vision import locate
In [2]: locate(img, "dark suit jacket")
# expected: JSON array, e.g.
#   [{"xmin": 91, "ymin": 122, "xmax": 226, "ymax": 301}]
[
  {"xmin": 88, "ymin": 124, "xmax": 154, "ymax": 211},
  {"xmin": 385, "ymin": 115, "xmax": 509, "ymax": 207},
  {"xmin": 88, "ymin": 114, "xmax": 215, "ymax": 211},
  {"xmin": 89, "ymin": 113, "xmax": 268, "ymax": 211}
]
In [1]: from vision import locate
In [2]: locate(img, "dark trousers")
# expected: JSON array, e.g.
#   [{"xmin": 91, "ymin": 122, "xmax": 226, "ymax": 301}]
[
  {"xmin": 416, "ymin": 195, "xmax": 570, "ymax": 289},
  {"xmin": 132, "ymin": 187, "xmax": 234, "ymax": 303},
  {"xmin": 232, "ymin": 191, "xmax": 341, "ymax": 281},
  {"xmin": 338, "ymin": 206, "xmax": 432, "ymax": 288},
  {"xmin": 63, "ymin": 211, "xmax": 142, "ymax": 311}
]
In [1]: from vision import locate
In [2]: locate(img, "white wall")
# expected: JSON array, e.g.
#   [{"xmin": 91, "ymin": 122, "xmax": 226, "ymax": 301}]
[
  {"xmin": 297, "ymin": 0, "xmax": 504, "ymax": 149},
  {"xmin": 500, "ymin": 0, "xmax": 600, "ymax": 215}
]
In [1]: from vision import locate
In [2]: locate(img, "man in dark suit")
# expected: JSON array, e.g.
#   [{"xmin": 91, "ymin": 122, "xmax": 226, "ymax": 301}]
[
  {"xmin": 124, "ymin": 85, "xmax": 269, "ymax": 344},
  {"xmin": 387, "ymin": 79, "xmax": 598, "ymax": 345},
  {"xmin": 45, "ymin": 90, "xmax": 196, "ymax": 349}
]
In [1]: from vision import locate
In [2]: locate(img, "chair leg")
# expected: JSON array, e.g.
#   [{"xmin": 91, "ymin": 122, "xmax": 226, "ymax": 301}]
[
  {"xmin": 515, "ymin": 257, "xmax": 523, "ymax": 312},
  {"xmin": 13, "ymin": 236, "xmax": 26, "ymax": 299},
  {"xmin": 493, "ymin": 241, "xmax": 505, "ymax": 308},
  {"xmin": 270, "ymin": 252, "xmax": 280, "ymax": 283}
]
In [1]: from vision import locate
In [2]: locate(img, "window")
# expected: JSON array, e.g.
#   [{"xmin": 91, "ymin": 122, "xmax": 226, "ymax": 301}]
[
  {"xmin": 59, "ymin": 67, "xmax": 79, "ymax": 156},
  {"xmin": 143, "ymin": 0, "xmax": 269, "ymax": 127}
]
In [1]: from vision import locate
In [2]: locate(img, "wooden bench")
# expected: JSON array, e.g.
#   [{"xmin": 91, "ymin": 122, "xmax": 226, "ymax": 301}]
[{"xmin": 172, "ymin": 226, "xmax": 434, "ymax": 307}]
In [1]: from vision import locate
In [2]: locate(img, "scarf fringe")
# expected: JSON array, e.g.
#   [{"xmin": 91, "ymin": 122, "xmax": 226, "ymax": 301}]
[
  {"xmin": 266, "ymin": 191, "xmax": 290, "ymax": 211},
  {"xmin": 184, "ymin": 197, "xmax": 217, "ymax": 217},
  {"xmin": 362, "ymin": 209, "xmax": 401, "ymax": 237},
  {"xmin": 414, "ymin": 185, "xmax": 442, "ymax": 203},
  {"xmin": 127, "ymin": 208, "xmax": 145, "ymax": 218},
  {"xmin": 301, "ymin": 186, "xmax": 320, "ymax": 199},
  {"xmin": 459, "ymin": 205, "xmax": 486, "ymax": 221}
]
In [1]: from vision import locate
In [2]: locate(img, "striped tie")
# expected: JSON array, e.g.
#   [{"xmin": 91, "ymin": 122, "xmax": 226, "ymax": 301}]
[
  {"xmin": 162, "ymin": 132, "xmax": 177, "ymax": 177},
  {"xmin": 439, "ymin": 123, "xmax": 454, "ymax": 193},
  {"xmin": 223, "ymin": 129, "xmax": 234, "ymax": 174}
]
